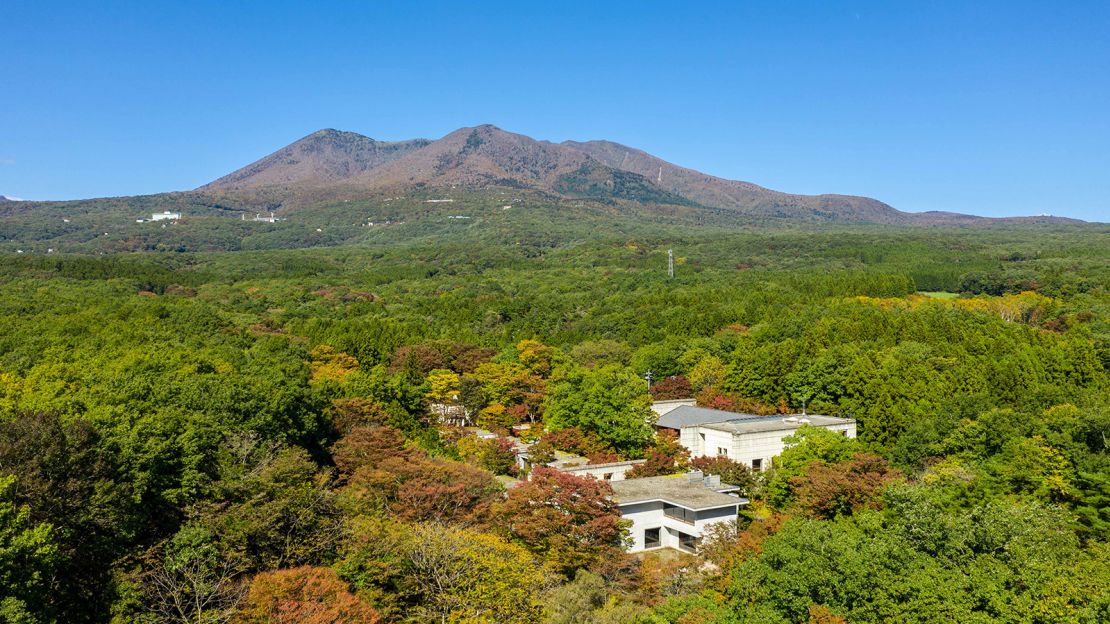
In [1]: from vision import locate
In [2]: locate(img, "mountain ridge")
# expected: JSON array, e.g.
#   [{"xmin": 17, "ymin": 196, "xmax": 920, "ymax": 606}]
[{"xmin": 198, "ymin": 124, "xmax": 916, "ymax": 223}]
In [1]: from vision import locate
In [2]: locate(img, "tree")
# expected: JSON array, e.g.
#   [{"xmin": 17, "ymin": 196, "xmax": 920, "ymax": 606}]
[
  {"xmin": 789, "ymin": 453, "xmax": 902, "ymax": 519},
  {"xmin": 686, "ymin": 355, "xmax": 727, "ymax": 391},
  {"xmin": 458, "ymin": 435, "xmax": 518, "ymax": 476},
  {"xmin": 473, "ymin": 362, "xmax": 546, "ymax": 423},
  {"xmin": 650, "ymin": 375, "xmax": 693, "ymax": 400},
  {"xmin": 308, "ymin": 344, "xmax": 359, "ymax": 384},
  {"xmin": 544, "ymin": 365, "xmax": 655, "ymax": 457},
  {"xmin": 569, "ymin": 340, "xmax": 632, "ymax": 369},
  {"xmin": 187, "ymin": 445, "xmax": 344, "ymax": 573},
  {"xmin": 335, "ymin": 426, "xmax": 503, "ymax": 525},
  {"xmin": 766, "ymin": 425, "xmax": 864, "ymax": 508},
  {"xmin": 403, "ymin": 523, "xmax": 545, "ymax": 623},
  {"xmin": 235, "ymin": 566, "xmax": 380, "ymax": 624},
  {"xmin": 688, "ymin": 456, "xmax": 759, "ymax": 497},
  {"xmin": 494, "ymin": 467, "xmax": 628, "ymax": 576},
  {"xmin": 339, "ymin": 520, "xmax": 544, "ymax": 624},
  {"xmin": 331, "ymin": 425, "xmax": 418, "ymax": 477},
  {"xmin": 145, "ymin": 525, "xmax": 245, "ymax": 624},
  {"xmin": 627, "ymin": 429, "xmax": 689, "ymax": 478},
  {"xmin": 541, "ymin": 569, "xmax": 649, "ymax": 624},
  {"xmin": 0, "ymin": 475, "xmax": 58, "ymax": 623},
  {"xmin": 517, "ymin": 339, "xmax": 562, "ymax": 377},
  {"xmin": 0, "ymin": 411, "xmax": 137, "ymax": 622},
  {"xmin": 425, "ymin": 368, "xmax": 461, "ymax": 421},
  {"xmin": 458, "ymin": 375, "xmax": 487, "ymax": 421},
  {"xmin": 325, "ymin": 397, "xmax": 392, "ymax": 435}
]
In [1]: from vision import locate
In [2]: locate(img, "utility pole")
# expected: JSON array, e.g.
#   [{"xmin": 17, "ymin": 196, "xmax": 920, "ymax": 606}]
[{"xmin": 668, "ymin": 249, "xmax": 674, "ymax": 278}]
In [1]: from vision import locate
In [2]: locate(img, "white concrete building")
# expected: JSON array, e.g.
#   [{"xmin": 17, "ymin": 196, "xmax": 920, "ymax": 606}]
[
  {"xmin": 610, "ymin": 472, "xmax": 746, "ymax": 553},
  {"xmin": 658, "ymin": 406, "xmax": 856, "ymax": 472},
  {"xmin": 514, "ymin": 441, "xmax": 645, "ymax": 482},
  {"xmin": 554, "ymin": 458, "xmax": 645, "ymax": 482},
  {"xmin": 150, "ymin": 211, "xmax": 180, "ymax": 221}
]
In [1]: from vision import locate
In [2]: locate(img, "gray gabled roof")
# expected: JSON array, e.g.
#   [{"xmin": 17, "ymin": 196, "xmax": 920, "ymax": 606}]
[{"xmin": 656, "ymin": 405, "xmax": 759, "ymax": 429}]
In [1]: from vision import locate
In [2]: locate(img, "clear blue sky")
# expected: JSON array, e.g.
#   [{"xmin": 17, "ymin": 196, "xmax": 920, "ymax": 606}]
[{"xmin": 3, "ymin": 1, "xmax": 1108, "ymax": 220}]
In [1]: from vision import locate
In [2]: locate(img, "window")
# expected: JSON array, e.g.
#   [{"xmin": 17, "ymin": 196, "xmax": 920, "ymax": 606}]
[
  {"xmin": 717, "ymin": 447, "xmax": 728, "ymax": 457},
  {"xmin": 678, "ymin": 531, "xmax": 698, "ymax": 553},
  {"xmin": 841, "ymin": 430, "xmax": 848, "ymax": 437},
  {"xmin": 663, "ymin": 504, "xmax": 696, "ymax": 524},
  {"xmin": 751, "ymin": 458, "xmax": 762, "ymax": 471},
  {"xmin": 603, "ymin": 473, "xmax": 613, "ymax": 481},
  {"xmin": 644, "ymin": 528, "xmax": 661, "ymax": 549}
]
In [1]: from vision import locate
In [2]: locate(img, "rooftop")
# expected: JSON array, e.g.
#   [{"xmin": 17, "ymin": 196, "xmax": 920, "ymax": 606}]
[
  {"xmin": 610, "ymin": 474, "xmax": 747, "ymax": 510},
  {"xmin": 701, "ymin": 413, "xmax": 854, "ymax": 434},
  {"xmin": 656, "ymin": 405, "xmax": 758, "ymax": 429},
  {"xmin": 656, "ymin": 405, "xmax": 853, "ymax": 433},
  {"xmin": 560, "ymin": 458, "xmax": 645, "ymax": 471}
]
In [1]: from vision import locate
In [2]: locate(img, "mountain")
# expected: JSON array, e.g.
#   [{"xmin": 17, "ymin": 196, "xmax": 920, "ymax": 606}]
[
  {"xmin": 200, "ymin": 129, "xmax": 431, "ymax": 193},
  {"xmin": 196, "ymin": 125, "xmax": 906, "ymax": 222}
]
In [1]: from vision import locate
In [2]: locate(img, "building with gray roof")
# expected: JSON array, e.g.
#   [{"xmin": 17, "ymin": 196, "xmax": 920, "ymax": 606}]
[
  {"xmin": 660, "ymin": 406, "xmax": 857, "ymax": 472},
  {"xmin": 610, "ymin": 471, "xmax": 747, "ymax": 553}
]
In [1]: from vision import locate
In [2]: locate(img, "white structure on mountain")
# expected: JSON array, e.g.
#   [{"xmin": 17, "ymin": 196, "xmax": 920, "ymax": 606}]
[{"xmin": 657, "ymin": 406, "xmax": 856, "ymax": 472}]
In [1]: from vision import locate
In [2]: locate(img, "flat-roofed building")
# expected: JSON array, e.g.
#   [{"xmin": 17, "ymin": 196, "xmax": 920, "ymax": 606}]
[
  {"xmin": 610, "ymin": 472, "xmax": 746, "ymax": 553},
  {"xmin": 658, "ymin": 406, "xmax": 856, "ymax": 471}
]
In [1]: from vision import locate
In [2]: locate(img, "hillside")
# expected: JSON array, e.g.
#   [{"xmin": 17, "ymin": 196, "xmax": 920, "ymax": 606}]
[{"xmin": 562, "ymin": 139, "xmax": 904, "ymax": 223}]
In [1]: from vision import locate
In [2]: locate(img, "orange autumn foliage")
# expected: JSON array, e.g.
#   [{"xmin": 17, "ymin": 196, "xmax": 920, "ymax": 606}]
[{"xmin": 236, "ymin": 566, "xmax": 381, "ymax": 624}]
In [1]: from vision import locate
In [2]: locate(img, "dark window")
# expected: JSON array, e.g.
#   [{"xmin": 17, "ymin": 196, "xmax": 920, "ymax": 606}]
[
  {"xmin": 841, "ymin": 430, "xmax": 848, "ymax": 436},
  {"xmin": 751, "ymin": 458, "xmax": 762, "ymax": 471},
  {"xmin": 678, "ymin": 531, "xmax": 698, "ymax": 553},
  {"xmin": 663, "ymin": 504, "xmax": 696, "ymax": 524},
  {"xmin": 644, "ymin": 528, "xmax": 661, "ymax": 549},
  {"xmin": 603, "ymin": 473, "xmax": 613, "ymax": 481},
  {"xmin": 717, "ymin": 447, "xmax": 728, "ymax": 457}
]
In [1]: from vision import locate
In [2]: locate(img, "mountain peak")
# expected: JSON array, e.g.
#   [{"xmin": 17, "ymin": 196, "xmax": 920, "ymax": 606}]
[{"xmin": 199, "ymin": 129, "xmax": 430, "ymax": 192}]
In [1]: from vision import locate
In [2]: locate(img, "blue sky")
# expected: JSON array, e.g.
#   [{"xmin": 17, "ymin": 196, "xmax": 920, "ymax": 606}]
[{"xmin": 2, "ymin": 1, "xmax": 1108, "ymax": 220}]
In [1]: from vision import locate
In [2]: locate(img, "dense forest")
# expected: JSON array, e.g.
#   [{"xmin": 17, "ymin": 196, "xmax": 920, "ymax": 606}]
[{"xmin": 0, "ymin": 222, "xmax": 1108, "ymax": 623}]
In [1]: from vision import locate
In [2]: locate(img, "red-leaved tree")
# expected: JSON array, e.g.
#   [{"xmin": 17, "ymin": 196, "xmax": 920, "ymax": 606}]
[
  {"xmin": 493, "ymin": 467, "xmax": 627, "ymax": 576},
  {"xmin": 235, "ymin": 566, "xmax": 381, "ymax": 624},
  {"xmin": 789, "ymin": 453, "xmax": 902, "ymax": 519}
]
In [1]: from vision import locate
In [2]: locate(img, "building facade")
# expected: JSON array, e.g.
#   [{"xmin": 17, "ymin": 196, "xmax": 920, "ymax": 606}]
[
  {"xmin": 658, "ymin": 406, "xmax": 856, "ymax": 471},
  {"xmin": 610, "ymin": 472, "xmax": 746, "ymax": 553}
]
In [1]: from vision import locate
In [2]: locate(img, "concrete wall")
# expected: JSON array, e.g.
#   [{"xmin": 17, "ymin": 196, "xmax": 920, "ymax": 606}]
[
  {"xmin": 561, "ymin": 461, "xmax": 642, "ymax": 482},
  {"xmin": 683, "ymin": 422, "xmax": 857, "ymax": 471},
  {"xmin": 619, "ymin": 500, "xmax": 739, "ymax": 552},
  {"xmin": 651, "ymin": 399, "xmax": 696, "ymax": 417}
]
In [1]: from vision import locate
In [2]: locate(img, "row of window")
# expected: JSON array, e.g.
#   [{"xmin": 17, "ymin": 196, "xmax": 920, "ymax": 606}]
[
  {"xmin": 663, "ymin": 503, "xmax": 697, "ymax": 524},
  {"xmin": 643, "ymin": 527, "xmax": 698, "ymax": 552}
]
